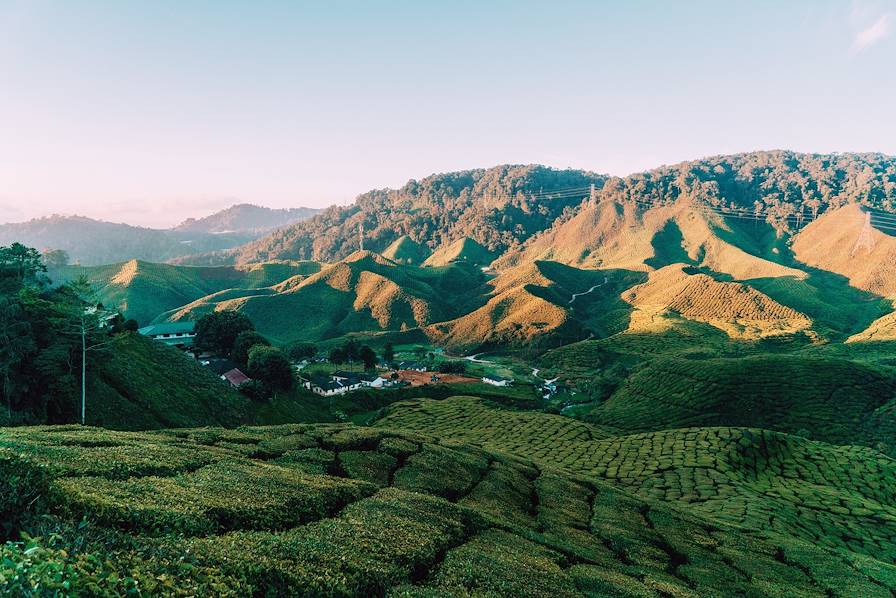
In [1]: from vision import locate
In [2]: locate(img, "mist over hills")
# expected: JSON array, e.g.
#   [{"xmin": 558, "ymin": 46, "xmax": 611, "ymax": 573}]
[
  {"xmin": 173, "ymin": 204, "xmax": 320, "ymax": 234},
  {"xmin": 0, "ymin": 204, "xmax": 319, "ymax": 265}
]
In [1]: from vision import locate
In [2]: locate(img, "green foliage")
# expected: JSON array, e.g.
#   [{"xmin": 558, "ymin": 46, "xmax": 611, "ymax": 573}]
[
  {"xmin": 193, "ymin": 309, "xmax": 254, "ymax": 356},
  {"xmin": 0, "ymin": 422, "xmax": 892, "ymax": 595},
  {"xmin": 359, "ymin": 345, "xmax": 376, "ymax": 370},
  {"xmin": 247, "ymin": 346, "xmax": 293, "ymax": 392},
  {"xmin": 437, "ymin": 360, "xmax": 466, "ymax": 374},
  {"xmin": 228, "ymin": 164, "xmax": 603, "ymax": 263},
  {"xmin": 0, "ymin": 243, "xmax": 46, "ymax": 284},
  {"xmin": 377, "ymin": 396, "xmax": 896, "ymax": 561},
  {"xmin": 231, "ymin": 330, "xmax": 270, "ymax": 366},
  {"xmin": 286, "ymin": 342, "xmax": 316, "ymax": 361}
]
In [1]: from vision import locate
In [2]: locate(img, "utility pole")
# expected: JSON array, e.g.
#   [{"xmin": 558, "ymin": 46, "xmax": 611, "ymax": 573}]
[
  {"xmin": 81, "ymin": 317, "xmax": 86, "ymax": 425},
  {"xmin": 852, "ymin": 211, "xmax": 874, "ymax": 255}
]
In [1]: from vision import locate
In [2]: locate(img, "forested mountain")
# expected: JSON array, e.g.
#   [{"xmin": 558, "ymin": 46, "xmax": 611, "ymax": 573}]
[
  {"xmin": 174, "ymin": 204, "xmax": 320, "ymax": 234},
  {"xmin": 0, "ymin": 204, "xmax": 319, "ymax": 266},
  {"xmin": 184, "ymin": 165, "xmax": 605, "ymax": 265}
]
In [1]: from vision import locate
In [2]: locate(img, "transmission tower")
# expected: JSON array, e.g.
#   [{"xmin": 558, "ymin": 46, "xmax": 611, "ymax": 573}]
[
  {"xmin": 851, "ymin": 211, "xmax": 874, "ymax": 255},
  {"xmin": 589, "ymin": 183, "xmax": 598, "ymax": 204},
  {"xmin": 358, "ymin": 223, "xmax": 364, "ymax": 251}
]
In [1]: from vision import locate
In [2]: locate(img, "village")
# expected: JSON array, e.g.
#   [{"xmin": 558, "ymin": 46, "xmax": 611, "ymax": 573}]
[{"xmin": 135, "ymin": 319, "xmax": 567, "ymax": 401}]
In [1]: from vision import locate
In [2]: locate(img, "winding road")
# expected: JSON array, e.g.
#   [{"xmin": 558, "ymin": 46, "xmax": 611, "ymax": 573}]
[{"xmin": 568, "ymin": 276, "xmax": 609, "ymax": 304}]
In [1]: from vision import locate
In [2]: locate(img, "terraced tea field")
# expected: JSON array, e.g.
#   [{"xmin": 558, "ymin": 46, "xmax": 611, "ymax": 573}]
[
  {"xmin": 592, "ymin": 355, "xmax": 896, "ymax": 450},
  {"xmin": 1, "ymin": 423, "xmax": 892, "ymax": 596},
  {"xmin": 375, "ymin": 396, "xmax": 896, "ymax": 562}
]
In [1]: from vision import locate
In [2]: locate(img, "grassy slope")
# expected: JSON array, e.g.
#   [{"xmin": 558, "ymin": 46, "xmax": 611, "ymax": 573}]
[
  {"xmin": 423, "ymin": 236, "xmax": 496, "ymax": 267},
  {"xmin": 590, "ymin": 354, "xmax": 896, "ymax": 449},
  {"xmin": 375, "ymin": 396, "xmax": 896, "ymax": 563},
  {"xmin": 0, "ymin": 423, "xmax": 892, "ymax": 596},
  {"xmin": 380, "ymin": 235, "xmax": 431, "ymax": 265},
  {"xmin": 89, "ymin": 333, "xmax": 354, "ymax": 430},
  {"xmin": 52, "ymin": 260, "xmax": 317, "ymax": 326},
  {"xmin": 169, "ymin": 252, "xmax": 487, "ymax": 344}
]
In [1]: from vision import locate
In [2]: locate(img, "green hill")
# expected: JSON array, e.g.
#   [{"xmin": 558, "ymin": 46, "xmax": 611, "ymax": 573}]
[
  {"xmin": 167, "ymin": 251, "xmax": 487, "ymax": 344},
  {"xmin": 380, "ymin": 235, "xmax": 431, "ymax": 265},
  {"xmin": 1, "ymin": 422, "xmax": 892, "ymax": 596},
  {"xmin": 376, "ymin": 396, "xmax": 896, "ymax": 562},
  {"xmin": 423, "ymin": 236, "xmax": 496, "ymax": 267},
  {"xmin": 51, "ymin": 260, "xmax": 320, "ymax": 326},
  {"xmin": 585, "ymin": 355, "xmax": 896, "ymax": 450},
  {"xmin": 82, "ymin": 333, "xmax": 354, "ymax": 431}
]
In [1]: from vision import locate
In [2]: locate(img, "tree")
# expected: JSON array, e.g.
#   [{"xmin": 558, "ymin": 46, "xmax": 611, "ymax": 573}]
[
  {"xmin": 359, "ymin": 345, "xmax": 377, "ymax": 370},
  {"xmin": 0, "ymin": 243, "xmax": 46, "ymax": 285},
  {"xmin": 437, "ymin": 361, "xmax": 466, "ymax": 374},
  {"xmin": 383, "ymin": 342, "xmax": 395, "ymax": 363},
  {"xmin": 343, "ymin": 339, "xmax": 360, "ymax": 370},
  {"xmin": 328, "ymin": 347, "xmax": 347, "ymax": 366},
  {"xmin": 0, "ymin": 297, "xmax": 35, "ymax": 420},
  {"xmin": 41, "ymin": 249, "xmax": 69, "ymax": 268},
  {"xmin": 232, "ymin": 331, "xmax": 270, "ymax": 366},
  {"xmin": 193, "ymin": 310, "xmax": 254, "ymax": 357},
  {"xmin": 247, "ymin": 346, "xmax": 293, "ymax": 392},
  {"xmin": 286, "ymin": 343, "xmax": 316, "ymax": 361}
]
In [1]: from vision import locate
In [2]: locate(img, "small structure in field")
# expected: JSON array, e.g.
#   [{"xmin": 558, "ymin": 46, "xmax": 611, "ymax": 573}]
[
  {"xmin": 221, "ymin": 368, "xmax": 250, "ymax": 387},
  {"xmin": 482, "ymin": 375, "xmax": 513, "ymax": 387},
  {"xmin": 138, "ymin": 321, "xmax": 196, "ymax": 348}
]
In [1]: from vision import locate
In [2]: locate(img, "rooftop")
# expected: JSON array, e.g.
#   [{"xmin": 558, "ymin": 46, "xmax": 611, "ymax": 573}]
[{"xmin": 138, "ymin": 321, "xmax": 196, "ymax": 336}]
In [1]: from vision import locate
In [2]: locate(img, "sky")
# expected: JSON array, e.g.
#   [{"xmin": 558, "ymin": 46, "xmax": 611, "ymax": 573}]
[{"xmin": 1, "ymin": 1, "xmax": 895, "ymax": 227}]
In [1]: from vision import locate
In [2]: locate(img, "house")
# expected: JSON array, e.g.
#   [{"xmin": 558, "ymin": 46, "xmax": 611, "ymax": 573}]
[
  {"xmin": 482, "ymin": 375, "xmax": 513, "ymax": 387},
  {"xmin": 138, "ymin": 321, "xmax": 196, "ymax": 347},
  {"xmin": 398, "ymin": 361, "xmax": 427, "ymax": 372},
  {"xmin": 201, "ymin": 358, "xmax": 241, "ymax": 376},
  {"xmin": 303, "ymin": 373, "xmax": 364, "ymax": 396},
  {"xmin": 359, "ymin": 373, "xmax": 391, "ymax": 388},
  {"xmin": 221, "ymin": 368, "xmax": 250, "ymax": 387}
]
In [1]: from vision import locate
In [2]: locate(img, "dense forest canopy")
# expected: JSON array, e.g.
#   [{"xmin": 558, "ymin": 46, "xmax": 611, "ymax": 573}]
[
  {"xmin": 597, "ymin": 151, "xmax": 896, "ymax": 233},
  {"xmin": 219, "ymin": 165, "xmax": 606, "ymax": 264},
  {"xmin": 181, "ymin": 152, "xmax": 896, "ymax": 266}
]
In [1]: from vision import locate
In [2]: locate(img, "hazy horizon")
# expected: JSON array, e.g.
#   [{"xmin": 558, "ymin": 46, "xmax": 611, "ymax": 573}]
[{"xmin": 3, "ymin": 0, "xmax": 895, "ymax": 227}]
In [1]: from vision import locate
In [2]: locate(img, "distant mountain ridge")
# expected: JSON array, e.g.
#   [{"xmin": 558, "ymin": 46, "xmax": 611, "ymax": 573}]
[
  {"xmin": 0, "ymin": 203, "xmax": 319, "ymax": 265},
  {"xmin": 176, "ymin": 164, "xmax": 606, "ymax": 266},
  {"xmin": 174, "ymin": 204, "xmax": 320, "ymax": 234}
]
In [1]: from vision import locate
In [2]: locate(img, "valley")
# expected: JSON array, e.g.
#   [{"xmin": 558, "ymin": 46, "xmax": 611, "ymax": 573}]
[{"xmin": 3, "ymin": 151, "xmax": 896, "ymax": 595}]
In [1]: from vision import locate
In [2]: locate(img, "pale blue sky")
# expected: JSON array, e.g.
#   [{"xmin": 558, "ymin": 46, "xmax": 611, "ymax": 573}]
[{"xmin": 1, "ymin": 0, "xmax": 894, "ymax": 227}]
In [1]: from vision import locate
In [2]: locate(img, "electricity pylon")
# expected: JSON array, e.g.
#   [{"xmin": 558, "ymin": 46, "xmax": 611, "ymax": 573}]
[{"xmin": 851, "ymin": 211, "xmax": 874, "ymax": 255}]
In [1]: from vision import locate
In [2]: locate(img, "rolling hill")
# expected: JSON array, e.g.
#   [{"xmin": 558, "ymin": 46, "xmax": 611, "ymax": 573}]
[
  {"xmin": 51, "ymin": 259, "xmax": 320, "ymax": 326},
  {"xmin": 1, "ymin": 420, "xmax": 892, "ymax": 596},
  {"xmin": 621, "ymin": 264, "xmax": 812, "ymax": 339},
  {"xmin": 376, "ymin": 396, "xmax": 896, "ymax": 563},
  {"xmin": 179, "ymin": 164, "xmax": 605, "ymax": 265},
  {"xmin": 422, "ymin": 236, "xmax": 496, "ymax": 267},
  {"xmin": 165, "ymin": 251, "xmax": 487, "ymax": 344},
  {"xmin": 380, "ymin": 235, "xmax": 432, "ymax": 264}
]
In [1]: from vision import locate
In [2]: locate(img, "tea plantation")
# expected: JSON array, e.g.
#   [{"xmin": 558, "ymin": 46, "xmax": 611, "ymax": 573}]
[
  {"xmin": 376, "ymin": 397, "xmax": 896, "ymax": 562},
  {"xmin": 2, "ymin": 422, "xmax": 893, "ymax": 596}
]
